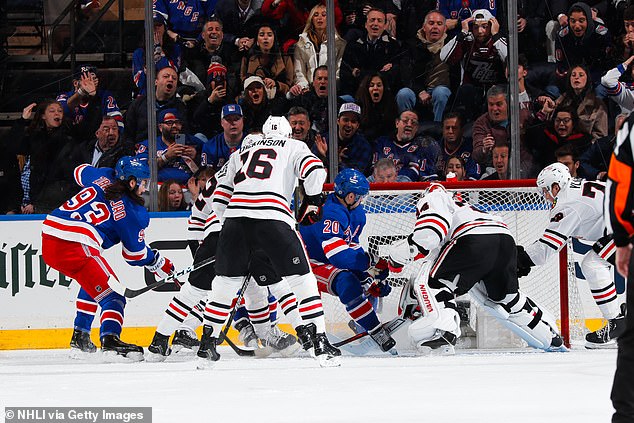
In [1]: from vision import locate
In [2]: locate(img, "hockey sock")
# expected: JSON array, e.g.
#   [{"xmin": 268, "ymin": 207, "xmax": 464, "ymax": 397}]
[
  {"xmin": 74, "ymin": 288, "xmax": 98, "ymax": 333},
  {"xmin": 268, "ymin": 294, "xmax": 279, "ymax": 324},
  {"xmin": 98, "ymin": 292, "xmax": 126, "ymax": 338},
  {"xmin": 591, "ymin": 281, "xmax": 620, "ymax": 318},
  {"xmin": 334, "ymin": 272, "xmax": 381, "ymax": 333},
  {"xmin": 243, "ymin": 280, "xmax": 271, "ymax": 337},
  {"xmin": 157, "ymin": 283, "xmax": 207, "ymax": 336},
  {"xmin": 268, "ymin": 280, "xmax": 301, "ymax": 327},
  {"xmin": 287, "ymin": 273, "xmax": 326, "ymax": 332},
  {"xmin": 202, "ymin": 276, "xmax": 244, "ymax": 335}
]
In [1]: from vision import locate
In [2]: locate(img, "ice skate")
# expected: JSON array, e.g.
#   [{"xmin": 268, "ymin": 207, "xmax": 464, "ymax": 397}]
[
  {"xmin": 196, "ymin": 326, "xmax": 220, "ymax": 370},
  {"xmin": 147, "ymin": 332, "xmax": 171, "ymax": 362},
  {"xmin": 101, "ymin": 335, "xmax": 144, "ymax": 362},
  {"xmin": 171, "ymin": 329, "xmax": 200, "ymax": 353},
  {"xmin": 262, "ymin": 325, "xmax": 301, "ymax": 357},
  {"xmin": 235, "ymin": 320, "xmax": 259, "ymax": 348},
  {"xmin": 370, "ymin": 326, "xmax": 396, "ymax": 352},
  {"xmin": 585, "ymin": 315, "xmax": 625, "ymax": 349},
  {"xmin": 297, "ymin": 323, "xmax": 341, "ymax": 367},
  {"xmin": 69, "ymin": 328, "xmax": 97, "ymax": 359},
  {"xmin": 415, "ymin": 330, "xmax": 456, "ymax": 356}
]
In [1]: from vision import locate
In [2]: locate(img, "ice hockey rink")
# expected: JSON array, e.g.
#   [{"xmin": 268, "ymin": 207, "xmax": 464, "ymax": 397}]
[{"xmin": 0, "ymin": 345, "xmax": 617, "ymax": 423}]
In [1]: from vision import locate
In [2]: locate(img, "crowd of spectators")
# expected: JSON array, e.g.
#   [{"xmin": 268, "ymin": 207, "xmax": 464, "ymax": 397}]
[{"xmin": 3, "ymin": 0, "xmax": 634, "ymax": 215}]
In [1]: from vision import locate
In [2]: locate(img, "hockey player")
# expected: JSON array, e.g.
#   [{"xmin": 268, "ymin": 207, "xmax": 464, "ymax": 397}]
[
  {"xmin": 298, "ymin": 168, "xmax": 396, "ymax": 352},
  {"xmin": 389, "ymin": 183, "xmax": 565, "ymax": 353},
  {"xmin": 516, "ymin": 162, "xmax": 625, "ymax": 348},
  {"xmin": 198, "ymin": 116, "xmax": 341, "ymax": 368},
  {"xmin": 41, "ymin": 157, "xmax": 177, "ymax": 361},
  {"xmin": 147, "ymin": 166, "xmax": 301, "ymax": 361}
]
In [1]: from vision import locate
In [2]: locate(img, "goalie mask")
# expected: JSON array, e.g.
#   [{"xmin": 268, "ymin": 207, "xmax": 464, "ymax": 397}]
[
  {"xmin": 537, "ymin": 162, "xmax": 571, "ymax": 202},
  {"xmin": 263, "ymin": 116, "xmax": 292, "ymax": 138}
]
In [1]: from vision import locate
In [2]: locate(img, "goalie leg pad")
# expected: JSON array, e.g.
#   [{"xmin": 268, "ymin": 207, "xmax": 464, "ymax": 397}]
[
  {"xmin": 407, "ymin": 307, "xmax": 460, "ymax": 346},
  {"xmin": 581, "ymin": 251, "xmax": 620, "ymax": 319},
  {"xmin": 287, "ymin": 273, "xmax": 326, "ymax": 333},
  {"xmin": 470, "ymin": 284, "xmax": 560, "ymax": 350}
]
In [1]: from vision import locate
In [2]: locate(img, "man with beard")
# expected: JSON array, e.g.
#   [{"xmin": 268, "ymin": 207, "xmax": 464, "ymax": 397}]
[
  {"xmin": 472, "ymin": 85, "xmax": 510, "ymax": 169},
  {"xmin": 124, "ymin": 65, "xmax": 188, "ymax": 145},
  {"xmin": 399, "ymin": 10, "xmax": 451, "ymax": 122},
  {"xmin": 288, "ymin": 65, "xmax": 331, "ymax": 133},
  {"xmin": 135, "ymin": 109, "xmax": 203, "ymax": 184},
  {"xmin": 373, "ymin": 110, "xmax": 440, "ymax": 181}
]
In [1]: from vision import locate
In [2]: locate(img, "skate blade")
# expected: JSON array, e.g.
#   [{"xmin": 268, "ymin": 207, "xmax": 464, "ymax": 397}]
[
  {"xmin": 171, "ymin": 344, "xmax": 199, "ymax": 354},
  {"xmin": 145, "ymin": 351, "xmax": 168, "ymax": 362},
  {"xmin": 317, "ymin": 354, "xmax": 341, "ymax": 368},
  {"xmin": 279, "ymin": 342, "xmax": 302, "ymax": 357},
  {"xmin": 69, "ymin": 348, "xmax": 96, "ymax": 360},
  {"xmin": 254, "ymin": 346, "xmax": 273, "ymax": 358},
  {"xmin": 101, "ymin": 350, "xmax": 144, "ymax": 363},
  {"xmin": 195, "ymin": 357, "xmax": 217, "ymax": 370},
  {"xmin": 416, "ymin": 344, "xmax": 455, "ymax": 356},
  {"xmin": 585, "ymin": 340, "xmax": 617, "ymax": 350}
]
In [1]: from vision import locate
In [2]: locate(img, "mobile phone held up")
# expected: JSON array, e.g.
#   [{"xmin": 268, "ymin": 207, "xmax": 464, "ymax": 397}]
[{"xmin": 175, "ymin": 133, "xmax": 186, "ymax": 145}]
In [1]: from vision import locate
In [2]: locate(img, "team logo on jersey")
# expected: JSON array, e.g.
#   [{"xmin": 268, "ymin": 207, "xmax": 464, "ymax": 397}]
[
  {"xmin": 407, "ymin": 145, "xmax": 417, "ymax": 153},
  {"xmin": 383, "ymin": 147, "xmax": 391, "ymax": 155}
]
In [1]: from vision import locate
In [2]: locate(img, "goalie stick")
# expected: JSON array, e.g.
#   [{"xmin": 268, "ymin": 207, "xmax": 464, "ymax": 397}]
[
  {"xmin": 123, "ymin": 256, "xmax": 215, "ymax": 298},
  {"xmin": 332, "ymin": 316, "xmax": 407, "ymax": 348}
]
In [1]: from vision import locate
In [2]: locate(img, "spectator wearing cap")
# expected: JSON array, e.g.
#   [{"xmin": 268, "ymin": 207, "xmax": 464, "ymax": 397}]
[
  {"xmin": 554, "ymin": 2, "xmax": 613, "ymax": 88},
  {"xmin": 340, "ymin": 8, "xmax": 403, "ymax": 97},
  {"xmin": 135, "ymin": 109, "xmax": 204, "ymax": 184},
  {"xmin": 321, "ymin": 103, "xmax": 373, "ymax": 175},
  {"xmin": 56, "ymin": 64, "xmax": 124, "ymax": 137},
  {"xmin": 240, "ymin": 23, "xmax": 294, "ymax": 98},
  {"xmin": 191, "ymin": 62, "xmax": 233, "ymax": 137},
  {"xmin": 440, "ymin": 9, "xmax": 507, "ymax": 122},
  {"xmin": 288, "ymin": 65, "xmax": 331, "ymax": 134},
  {"xmin": 187, "ymin": 17, "xmax": 240, "ymax": 88},
  {"xmin": 201, "ymin": 104, "xmax": 246, "ymax": 171},
  {"xmin": 124, "ymin": 65, "xmax": 188, "ymax": 145},
  {"xmin": 239, "ymin": 75, "xmax": 288, "ymax": 133},
  {"xmin": 373, "ymin": 109, "xmax": 441, "ymax": 181}
]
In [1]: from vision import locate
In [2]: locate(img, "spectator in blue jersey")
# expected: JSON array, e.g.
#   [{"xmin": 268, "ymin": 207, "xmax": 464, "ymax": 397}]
[
  {"xmin": 321, "ymin": 102, "xmax": 373, "ymax": 175},
  {"xmin": 298, "ymin": 168, "xmax": 396, "ymax": 352},
  {"xmin": 132, "ymin": 22, "xmax": 183, "ymax": 98},
  {"xmin": 373, "ymin": 110, "xmax": 441, "ymax": 181},
  {"xmin": 435, "ymin": 112, "xmax": 480, "ymax": 180},
  {"xmin": 136, "ymin": 109, "xmax": 204, "ymax": 184},
  {"xmin": 56, "ymin": 64, "xmax": 124, "ymax": 136},
  {"xmin": 124, "ymin": 65, "xmax": 188, "ymax": 145},
  {"xmin": 201, "ymin": 104, "xmax": 245, "ymax": 170}
]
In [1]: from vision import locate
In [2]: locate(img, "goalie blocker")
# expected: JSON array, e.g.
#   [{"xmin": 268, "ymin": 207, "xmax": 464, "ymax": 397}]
[{"xmin": 389, "ymin": 184, "xmax": 566, "ymax": 353}]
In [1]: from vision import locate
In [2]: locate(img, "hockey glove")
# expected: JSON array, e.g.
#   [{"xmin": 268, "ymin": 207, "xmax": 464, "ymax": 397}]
[
  {"xmin": 367, "ymin": 280, "xmax": 392, "ymax": 298},
  {"xmin": 366, "ymin": 252, "xmax": 390, "ymax": 281},
  {"xmin": 146, "ymin": 250, "xmax": 179, "ymax": 284},
  {"xmin": 516, "ymin": 245, "xmax": 535, "ymax": 278},
  {"xmin": 298, "ymin": 193, "xmax": 325, "ymax": 226}
]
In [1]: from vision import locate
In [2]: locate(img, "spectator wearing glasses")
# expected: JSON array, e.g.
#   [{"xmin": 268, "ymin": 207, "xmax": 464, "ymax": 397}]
[
  {"xmin": 135, "ymin": 109, "xmax": 203, "ymax": 184},
  {"xmin": 372, "ymin": 110, "xmax": 440, "ymax": 181}
]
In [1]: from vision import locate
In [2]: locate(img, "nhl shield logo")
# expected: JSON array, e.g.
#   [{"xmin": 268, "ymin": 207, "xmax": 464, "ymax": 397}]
[{"xmin": 292, "ymin": 257, "xmax": 300, "ymax": 265}]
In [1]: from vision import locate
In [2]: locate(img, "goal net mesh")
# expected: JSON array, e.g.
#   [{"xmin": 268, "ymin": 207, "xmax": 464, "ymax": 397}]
[{"xmin": 320, "ymin": 182, "xmax": 585, "ymax": 348}]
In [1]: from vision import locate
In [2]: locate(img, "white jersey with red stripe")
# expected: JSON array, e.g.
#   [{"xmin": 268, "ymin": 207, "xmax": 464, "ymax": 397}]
[
  {"xmin": 212, "ymin": 133, "xmax": 326, "ymax": 227},
  {"xmin": 410, "ymin": 187, "xmax": 512, "ymax": 254},
  {"xmin": 42, "ymin": 165, "xmax": 156, "ymax": 267},
  {"xmin": 187, "ymin": 178, "xmax": 222, "ymax": 241},
  {"xmin": 526, "ymin": 178, "xmax": 607, "ymax": 266}
]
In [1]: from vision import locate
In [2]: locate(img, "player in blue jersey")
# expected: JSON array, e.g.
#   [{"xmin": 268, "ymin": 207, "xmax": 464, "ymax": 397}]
[
  {"xmin": 41, "ymin": 157, "xmax": 177, "ymax": 361},
  {"xmin": 298, "ymin": 168, "xmax": 396, "ymax": 351}
]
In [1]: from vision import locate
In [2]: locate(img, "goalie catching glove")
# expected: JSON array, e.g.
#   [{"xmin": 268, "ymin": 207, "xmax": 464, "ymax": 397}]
[
  {"xmin": 387, "ymin": 236, "xmax": 428, "ymax": 273},
  {"xmin": 298, "ymin": 193, "xmax": 325, "ymax": 226},
  {"xmin": 146, "ymin": 250, "xmax": 180, "ymax": 285},
  {"xmin": 515, "ymin": 245, "xmax": 535, "ymax": 278}
]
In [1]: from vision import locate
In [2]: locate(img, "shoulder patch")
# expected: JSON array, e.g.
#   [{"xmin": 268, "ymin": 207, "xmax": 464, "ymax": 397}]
[
  {"xmin": 596, "ymin": 24, "xmax": 608, "ymax": 36},
  {"xmin": 558, "ymin": 26, "xmax": 569, "ymax": 37}
]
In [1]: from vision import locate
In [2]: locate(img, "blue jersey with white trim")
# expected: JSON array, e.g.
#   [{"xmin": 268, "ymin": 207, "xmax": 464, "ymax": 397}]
[
  {"xmin": 299, "ymin": 193, "xmax": 370, "ymax": 271},
  {"xmin": 153, "ymin": 0, "xmax": 216, "ymax": 38},
  {"xmin": 42, "ymin": 165, "xmax": 156, "ymax": 266}
]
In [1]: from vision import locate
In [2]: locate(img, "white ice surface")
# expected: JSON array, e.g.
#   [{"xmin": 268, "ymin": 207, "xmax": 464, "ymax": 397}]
[{"xmin": 0, "ymin": 346, "xmax": 617, "ymax": 423}]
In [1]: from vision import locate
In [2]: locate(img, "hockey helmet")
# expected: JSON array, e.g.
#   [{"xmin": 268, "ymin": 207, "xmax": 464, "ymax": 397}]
[
  {"xmin": 115, "ymin": 156, "xmax": 150, "ymax": 182},
  {"xmin": 263, "ymin": 115, "xmax": 292, "ymax": 138},
  {"xmin": 536, "ymin": 162, "xmax": 571, "ymax": 200},
  {"xmin": 334, "ymin": 168, "xmax": 370, "ymax": 200}
]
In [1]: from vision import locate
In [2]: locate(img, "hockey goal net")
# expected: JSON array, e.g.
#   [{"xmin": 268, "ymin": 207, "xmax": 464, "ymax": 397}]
[{"xmin": 320, "ymin": 180, "xmax": 585, "ymax": 349}]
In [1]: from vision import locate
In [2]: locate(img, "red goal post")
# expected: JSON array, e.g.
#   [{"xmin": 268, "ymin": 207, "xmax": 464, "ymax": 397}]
[{"xmin": 321, "ymin": 179, "xmax": 584, "ymax": 349}]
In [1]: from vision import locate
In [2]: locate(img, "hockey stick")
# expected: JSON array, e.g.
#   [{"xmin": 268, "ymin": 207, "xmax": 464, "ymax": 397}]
[
  {"xmin": 216, "ymin": 272, "xmax": 252, "ymax": 346},
  {"xmin": 124, "ymin": 256, "xmax": 215, "ymax": 298},
  {"xmin": 332, "ymin": 316, "xmax": 407, "ymax": 348}
]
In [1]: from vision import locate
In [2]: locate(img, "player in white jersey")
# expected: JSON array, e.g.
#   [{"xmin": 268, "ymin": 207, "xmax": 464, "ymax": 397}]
[
  {"xmin": 516, "ymin": 162, "xmax": 625, "ymax": 348},
  {"xmin": 197, "ymin": 117, "xmax": 341, "ymax": 368},
  {"xmin": 389, "ymin": 183, "xmax": 565, "ymax": 353}
]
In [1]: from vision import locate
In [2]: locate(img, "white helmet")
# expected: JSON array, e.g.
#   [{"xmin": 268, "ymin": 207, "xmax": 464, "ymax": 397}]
[
  {"xmin": 537, "ymin": 162, "xmax": 571, "ymax": 198},
  {"xmin": 263, "ymin": 116, "xmax": 292, "ymax": 138}
]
